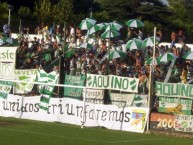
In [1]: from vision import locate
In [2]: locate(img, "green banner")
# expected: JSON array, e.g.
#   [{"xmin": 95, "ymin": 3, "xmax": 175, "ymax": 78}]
[
  {"xmin": 0, "ymin": 80, "xmax": 13, "ymax": 99},
  {"xmin": 86, "ymin": 74, "xmax": 139, "ymax": 93},
  {"xmin": 158, "ymin": 96, "xmax": 192, "ymax": 115},
  {"xmin": 155, "ymin": 82, "xmax": 193, "ymax": 98},
  {"xmin": 64, "ymin": 74, "xmax": 85, "ymax": 98}
]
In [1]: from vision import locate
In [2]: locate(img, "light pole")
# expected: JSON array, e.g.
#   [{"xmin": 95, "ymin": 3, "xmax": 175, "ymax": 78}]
[
  {"xmin": 89, "ymin": 7, "xmax": 93, "ymax": 18},
  {"xmin": 8, "ymin": 5, "xmax": 12, "ymax": 26}
]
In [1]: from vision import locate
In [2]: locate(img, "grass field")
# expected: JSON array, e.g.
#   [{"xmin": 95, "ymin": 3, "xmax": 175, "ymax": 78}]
[{"xmin": 0, "ymin": 117, "xmax": 192, "ymax": 145}]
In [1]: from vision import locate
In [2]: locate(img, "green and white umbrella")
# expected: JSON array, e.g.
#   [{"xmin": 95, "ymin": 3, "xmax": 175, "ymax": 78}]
[
  {"xmin": 142, "ymin": 36, "xmax": 159, "ymax": 48},
  {"xmin": 145, "ymin": 57, "xmax": 161, "ymax": 65},
  {"xmin": 182, "ymin": 51, "xmax": 193, "ymax": 60},
  {"xmin": 79, "ymin": 42, "xmax": 93, "ymax": 50},
  {"xmin": 126, "ymin": 38, "xmax": 143, "ymax": 51},
  {"xmin": 108, "ymin": 50, "xmax": 127, "ymax": 60},
  {"xmin": 79, "ymin": 18, "xmax": 97, "ymax": 30},
  {"xmin": 102, "ymin": 21, "xmax": 123, "ymax": 31},
  {"xmin": 101, "ymin": 30, "xmax": 120, "ymax": 39},
  {"xmin": 126, "ymin": 19, "xmax": 144, "ymax": 28},
  {"xmin": 159, "ymin": 52, "xmax": 178, "ymax": 62},
  {"xmin": 96, "ymin": 23, "xmax": 108, "ymax": 28},
  {"xmin": 89, "ymin": 25, "xmax": 101, "ymax": 35}
]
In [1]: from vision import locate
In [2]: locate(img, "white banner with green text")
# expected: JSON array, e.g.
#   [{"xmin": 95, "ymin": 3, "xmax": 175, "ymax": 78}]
[{"xmin": 86, "ymin": 74, "xmax": 139, "ymax": 93}]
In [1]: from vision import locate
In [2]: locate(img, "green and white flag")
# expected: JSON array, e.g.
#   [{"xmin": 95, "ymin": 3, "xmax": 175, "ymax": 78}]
[
  {"xmin": 43, "ymin": 71, "xmax": 59, "ymax": 95},
  {"xmin": 39, "ymin": 94, "xmax": 50, "ymax": 110},
  {"xmin": 64, "ymin": 74, "xmax": 85, "ymax": 98},
  {"xmin": 14, "ymin": 69, "xmax": 37, "ymax": 94},
  {"xmin": 36, "ymin": 69, "xmax": 59, "ymax": 111},
  {"xmin": 36, "ymin": 69, "xmax": 48, "ymax": 94},
  {"xmin": 0, "ymin": 81, "xmax": 13, "ymax": 99},
  {"xmin": 158, "ymin": 96, "xmax": 192, "ymax": 115}
]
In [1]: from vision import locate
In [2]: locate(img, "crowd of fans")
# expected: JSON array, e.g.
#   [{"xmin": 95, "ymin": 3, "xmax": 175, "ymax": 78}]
[{"xmin": 2, "ymin": 22, "xmax": 193, "ymax": 96}]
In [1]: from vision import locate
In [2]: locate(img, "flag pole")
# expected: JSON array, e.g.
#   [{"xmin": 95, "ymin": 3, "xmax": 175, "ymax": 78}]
[
  {"xmin": 147, "ymin": 27, "xmax": 156, "ymax": 131},
  {"xmin": 59, "ymin": 22, "xmax": 66, "ymax": 98}
]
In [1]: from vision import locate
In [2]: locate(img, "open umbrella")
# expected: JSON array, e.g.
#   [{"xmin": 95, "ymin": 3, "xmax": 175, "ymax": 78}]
[
  {"xmin": 142, "ymin": 36, "xmax": 159, "ymax": 48},
  {"xmin": 79, "ymin": 18, "xmax": 97, "ymax": 30},
  {"xmin": 126, "ymin": 38, "xmax": 143, "ymax": 51},
  {"xmin": 102, "ymin": 21, "xmax": 123, "ymax": 31},
  {"xmin": 107, "ymin": 50, "xmax": 127, "ymax": 60},
  {"xmin": 126, "ymin": 19, "xmax": 144, "ymax": 28},
  {"xmin": 89, "ymin": 25, "xmax": 101, "ymax": 35},
  {"xmin": 96, "ymin": 23, "xmax": 108, "ymax": 28},
  {"xmin": 159, "ymin": 52, "xmax": 178, "ymax": 62},
  {"xmin": 145, "ymin": 57, "xmax": 161, "ymax": 65},
  {"xmin": 79, "ymin": 42, "xmax": 94, "ymax": 50},
  {"xmin": 182, "ymin": 51, "xmax": 193, "ymax": 60},
  {"xmin": 101, "ymin": 30, "xmax": 120, "ymax": 39}
]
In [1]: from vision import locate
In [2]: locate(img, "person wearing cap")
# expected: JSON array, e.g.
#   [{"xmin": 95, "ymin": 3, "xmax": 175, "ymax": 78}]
[{"xmin": 3, "ymin": 24, "xmax": 11, "ymax": 37}]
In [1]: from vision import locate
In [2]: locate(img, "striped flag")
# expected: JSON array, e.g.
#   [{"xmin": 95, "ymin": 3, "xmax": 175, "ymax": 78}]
[
  {"xmin": 36, "ymin": 69, "xmax": 48, "ymax": 94},
  {"xmin": 36, "ymin": 68, "xmax": 59, "ymax": 110},
  {"xmin": 39, "ymin": 94, "xmax": 50, "ymax": 110}
]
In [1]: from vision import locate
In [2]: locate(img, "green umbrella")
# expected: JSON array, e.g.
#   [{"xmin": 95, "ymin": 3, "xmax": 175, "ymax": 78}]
[
  {"xmin": 96, "ymin": 23, "xmax": 108, "ymax": 28},
  {"xmin": 182, "ymin": 51, "xmax": 193, "ymax": 60},
  {"xmin": 79, "ymin": 42, "xmax": 93, "ymax": 50},
  {"xmin": 89, "ymin": 25, "xmax": 101, "ymax": 35},
  {"xmin": 79, "ymin": 18, "xmax": 96, "ymax": 30},
  {"xmin": 159, "ymin": 52, "xmax": 178, "ymax": 62},
  {"xmin": 126, "ymin": 38, "xmax": 143, "ymax": 51},
  {"xmin": 126, "ymin": 19, "xmax": 144, "ymax": 28},
  {"xmin": 142, "ymin": 36, "xmax": 159, "ymax": 48},
  {"xmin": 145, "ymin": 57, "xmax": 161, "ymax": 65},
  {"xmin": 102, "ymin": 21, "xmax": 123, "ymax": 31},
  {"xmin": 108, "ymin": 50, "xmax": 127, "ymax": 60},
  {"xmin": 101, "ymin": 30, "xmax": 120, "ymax": 39}
]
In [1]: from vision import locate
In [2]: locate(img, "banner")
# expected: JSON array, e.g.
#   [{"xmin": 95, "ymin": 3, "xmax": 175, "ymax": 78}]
[
  {"xmin": 175, "ymin": 114, "xmax": 193, "ymax": 132},
  {"xmin": 158, "ymin": 96, "xmax": 192, "ymax": 115},
  {"xmin": 0, "ymin": 94, "xmax": 149, "ymax": 133},
  {"xmin": 86, "ymin": 74, "xmax": 139, "ymax": 93},
  {"xmin": 0, "ymin": 47, "xmax": 17, "ymax": 79},
  {"xmin": 155, "ymin": 82, "xmax": 193, "ymax": 98},
  {"xmin": 150, "ymin": 112, "xmax": 175, "ymax": 131},
  {"xmin": 39, "ymin": 94, "xmax": 51, "ymax": 110},
  {"xmin": 110, "ymin": 93, "xmax": 148, "ymax": 108},
  {"xmin": 110, "ymin": 93, "xmax": 134, "ymax": 108},
  {"xmin": 14, "ymin": 69, "xmax": 37, "ymax": 94},
  {"xmin": 84, "ymin": 89, "xmax": 104, "ymax": 104},
  {"xmin": 64, "ymin": 74, "xmax": 85, "ymax": 98},
  {"xmin": 0, "ymin": 81, "xmax": 13, "ymax": 99}
]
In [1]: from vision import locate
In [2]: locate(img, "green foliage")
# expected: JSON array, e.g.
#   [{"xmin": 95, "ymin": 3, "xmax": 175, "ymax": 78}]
[
  {"xmin": 34, "ymin": 0, "xmax": 53, "ymax": 24},
  {"xmin": 0, "ymin": 2, "xmax": 9, "ymax": 20},
  {"xmin": 53, "ymin": 0, "xmax": 73, "ymax": 24},
  {"xmin": 94, "ymin": 10, "xmax": 110, "ymax": 22},
  {"xmin": 18, "ymin": 6, "xmax": 31, "ymax": 19}
]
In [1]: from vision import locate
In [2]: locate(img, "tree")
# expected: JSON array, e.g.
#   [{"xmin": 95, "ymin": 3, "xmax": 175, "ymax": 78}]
[
  {"xmin": 18, "ymin": 6, "xmax": 31, "ymax": 19},
  {"xmin": 34, "ymin": 0, "xmax": 53, "ymax": 24},
  {"xmin": 0, "ymin": 2, "xmax": 9, "ymax": 20},
  {"xmin": 53, "ymin": 0, "xmax": 73, "ymax": 24}
]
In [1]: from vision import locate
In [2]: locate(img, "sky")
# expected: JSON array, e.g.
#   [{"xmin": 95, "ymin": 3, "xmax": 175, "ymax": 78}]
[{"xmin": 161, "ymin": 0, "xmax": 169, "ymax": 5}]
